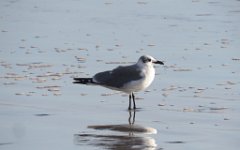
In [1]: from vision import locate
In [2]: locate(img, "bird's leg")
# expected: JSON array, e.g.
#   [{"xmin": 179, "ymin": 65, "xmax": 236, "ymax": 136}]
[
  {"xmin": 132, "ymin": 92, "xmax": 136, "ymax": 109},
  {"xmin": 128, "ymin": 94, "xmax": 132, "ymax": 110}
]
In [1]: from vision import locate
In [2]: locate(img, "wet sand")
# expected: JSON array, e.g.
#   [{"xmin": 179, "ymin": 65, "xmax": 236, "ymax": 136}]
[{"xmin": 0, "ymin": 0, "xmax": 240, "ymax": 150}]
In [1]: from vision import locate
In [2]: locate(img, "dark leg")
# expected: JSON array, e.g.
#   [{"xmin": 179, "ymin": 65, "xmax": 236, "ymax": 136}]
[
  {"xmin": 128, "ymin": 94, "xmax": 132, "ymax": 110},
  {"xmin": 132, "ymin": 92, "xmax": 136, "ymax": 109}
]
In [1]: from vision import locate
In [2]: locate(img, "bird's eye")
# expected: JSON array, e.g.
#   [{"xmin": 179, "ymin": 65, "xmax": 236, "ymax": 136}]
[{"xmin": 143, "ymin": 58, "xmax": 151, "ymax": 63}]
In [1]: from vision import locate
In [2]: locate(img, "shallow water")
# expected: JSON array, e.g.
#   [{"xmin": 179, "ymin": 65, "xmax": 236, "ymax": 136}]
[{"xmin": 0, "ymin": 0, "xmax": 240, "ymax": 150}]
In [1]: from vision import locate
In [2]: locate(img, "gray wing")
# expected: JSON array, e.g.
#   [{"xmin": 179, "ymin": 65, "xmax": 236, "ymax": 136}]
[{"xmin": 93, "ymin": 64, "xmax": 143, "ymax": 88}]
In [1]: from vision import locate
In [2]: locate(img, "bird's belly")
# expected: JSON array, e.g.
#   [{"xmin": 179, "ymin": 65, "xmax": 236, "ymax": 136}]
[{"xmin": 121, "ymin": 73, "xmax": 155, "ymax": 93}]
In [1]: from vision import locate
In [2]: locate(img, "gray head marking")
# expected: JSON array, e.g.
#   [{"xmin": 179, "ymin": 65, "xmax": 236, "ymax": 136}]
[
  {"xmin": 139, "ymin": 55, "xmax": 153, "ymax": 63},
  {"xmin": 138, "ymin": 55, "xmax": 164, "ymax": 65}
]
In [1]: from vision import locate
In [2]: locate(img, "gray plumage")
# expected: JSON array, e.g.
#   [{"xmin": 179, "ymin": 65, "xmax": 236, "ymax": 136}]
[{"xmin": 93, "ymin": 64, "xmax": 143, "ymax": 88}]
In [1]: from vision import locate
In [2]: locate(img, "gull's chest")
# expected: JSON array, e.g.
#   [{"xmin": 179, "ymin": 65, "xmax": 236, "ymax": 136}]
[
  {"xmin": 141, "ymin": 67, "xmax": 155, "ymax": 84},
  {"xmin": 122, "ymin": 66, "xmax": 155, "ymax": 92}
]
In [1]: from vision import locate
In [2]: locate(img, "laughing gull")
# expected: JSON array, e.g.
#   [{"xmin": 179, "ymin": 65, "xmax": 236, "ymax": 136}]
[{"xmin": 73, "ymin": 55, "xmax": 164, "ymax": 110}]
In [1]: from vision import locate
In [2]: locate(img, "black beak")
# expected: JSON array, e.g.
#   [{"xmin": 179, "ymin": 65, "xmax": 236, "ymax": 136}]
[{"xmin": 154, "ymin": 60, "xmax": 164, "ymax": 65}]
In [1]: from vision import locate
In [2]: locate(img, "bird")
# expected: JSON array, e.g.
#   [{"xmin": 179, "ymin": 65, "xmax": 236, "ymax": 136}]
[{"xmin": 73, "ymin": 55, "xmax": 164, "ymax": 110}]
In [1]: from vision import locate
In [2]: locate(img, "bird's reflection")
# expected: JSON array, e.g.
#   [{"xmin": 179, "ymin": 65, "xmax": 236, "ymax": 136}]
[
  {"xmin": 129, "ymin": 109, "xmax": 135, "ymax": 125},
  {"xmin": 74, "ymin": 110, "xmax": 157, "ymax": 150}
]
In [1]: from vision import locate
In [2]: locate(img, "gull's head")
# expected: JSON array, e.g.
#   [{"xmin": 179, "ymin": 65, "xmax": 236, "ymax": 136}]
[{"xmin": 137, "ymin": 55, "xmax": 164, "ymax": 67}]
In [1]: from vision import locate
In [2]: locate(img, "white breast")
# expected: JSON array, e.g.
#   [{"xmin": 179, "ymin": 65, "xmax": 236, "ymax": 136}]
[
  {"xmin": 141, "ymin": 65, "xmax": 155, "ymax": 90},
  {"xmin": 122, "ymin": 66, "xmax": 155, "ymax": 94}
]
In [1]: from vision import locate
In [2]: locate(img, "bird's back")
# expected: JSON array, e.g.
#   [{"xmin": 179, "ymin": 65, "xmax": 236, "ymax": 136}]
[{"xmin": 93, "ymin": 64, "xmax": 143, "ymax": 89}]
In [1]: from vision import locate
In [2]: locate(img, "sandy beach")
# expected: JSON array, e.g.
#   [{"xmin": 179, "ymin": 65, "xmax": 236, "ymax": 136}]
[{"xmin": 0, "ymin": 0, "xmax": 239, "ymax": 149}]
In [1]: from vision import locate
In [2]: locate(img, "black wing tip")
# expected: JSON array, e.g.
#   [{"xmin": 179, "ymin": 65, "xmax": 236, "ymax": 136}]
[{"xmin": 73, "ymin": 78, "xmax": 94, "ymax": 84}]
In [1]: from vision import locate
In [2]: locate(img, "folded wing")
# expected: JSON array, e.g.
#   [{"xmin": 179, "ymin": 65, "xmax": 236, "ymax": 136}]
[{"xmin": 93, "ymin": 65, "xmax": 143, "ymax": 88}]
